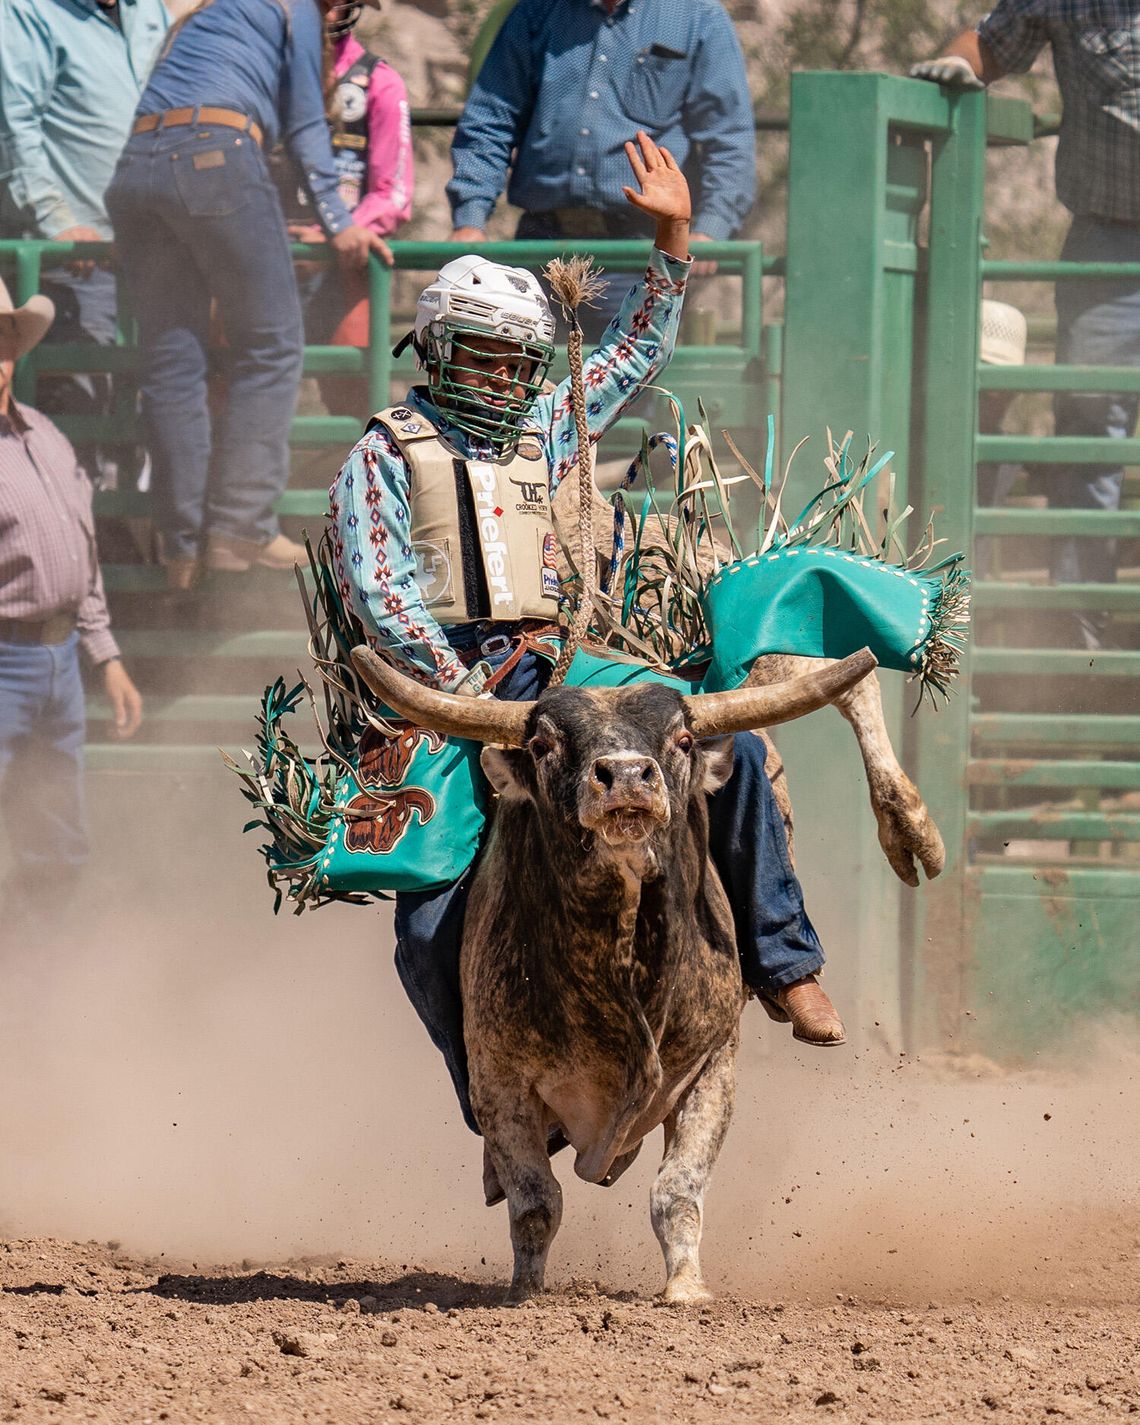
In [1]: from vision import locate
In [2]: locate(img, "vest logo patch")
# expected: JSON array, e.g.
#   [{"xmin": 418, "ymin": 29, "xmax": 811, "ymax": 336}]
[
  {"xmin": 516, "ymin": 436, "xmax": 544, "ymax": 461},
  {"xmin": 509, "ymin": 474, "xmax": 548, "ymax": 510},
  {"xmin": 390, "ymin": 406, "xmax": 415, "ymax": 421},
  {"xmin": 401, "ymin": 420, "xmax": 423, "ymax": 434},
  {"xmin": 413, "ymin": 539, "xmax": 453, "ymax": 605}
]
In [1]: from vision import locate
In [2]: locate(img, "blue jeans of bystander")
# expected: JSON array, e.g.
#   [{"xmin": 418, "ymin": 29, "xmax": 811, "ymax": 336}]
[
  {"xmin": 0, "ymin": 634, "xmax": 88, "ymax": 915},
  {"xmin": 1050, "ymin": 215, "xmax": 1140, "ymax": 589},
  {"xmin": 106, "ymin": 124, "xmax": 304, "ymax": 560}
]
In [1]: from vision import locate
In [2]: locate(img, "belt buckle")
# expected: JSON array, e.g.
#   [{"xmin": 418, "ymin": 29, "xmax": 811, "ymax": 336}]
[
  {"xmin": 557, "ymin": 208, "xmax": 607, "ymax": 239},
  {"xmin": 479, "ymin": 633, "xmax": 513, "ymax": 658},
  {"xmin": 41, "ymin": 613, "xmax": 74, "ymax": 645}
]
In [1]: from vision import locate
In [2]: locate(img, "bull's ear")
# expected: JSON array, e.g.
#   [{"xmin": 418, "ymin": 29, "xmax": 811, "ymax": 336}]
[
  {"xmin": 480, "ymin": 745, "xmax": 532, "ymax": 800},
  {"xmin": 700, "ymin": 735, "xmax": 736, "ymax": 792}
]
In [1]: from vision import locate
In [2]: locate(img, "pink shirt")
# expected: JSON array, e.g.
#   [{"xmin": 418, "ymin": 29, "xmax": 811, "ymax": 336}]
[
  {"xmin": 0, "ymin": 402, "xmax": 118, "ymax": 665},
  {"xmin": 334, "ymin": 35, "xmax": 413, "ymax": 237}
]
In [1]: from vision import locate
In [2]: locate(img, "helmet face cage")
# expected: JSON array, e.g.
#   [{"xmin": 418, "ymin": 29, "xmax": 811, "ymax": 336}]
[
  {"xmin": 325, "ymin": 2, "xmax": 363, "ymax": 38},
  {"xmin": 422, "ymin": 322, "xmax": 554, "ymax": 446}
]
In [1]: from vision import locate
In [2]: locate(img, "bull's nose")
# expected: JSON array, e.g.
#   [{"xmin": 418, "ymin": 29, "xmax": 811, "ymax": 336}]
[{"xmin": 590, "ymin": 755, "xmax": 663, "ymax": 799}]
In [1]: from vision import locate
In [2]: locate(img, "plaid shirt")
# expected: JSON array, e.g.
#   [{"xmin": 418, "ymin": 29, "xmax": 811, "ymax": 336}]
[
  {"xmin": 0, "ymin": 402, "xmax": 119, "ymax": 664},
  {"xmin": 328, "ymin": 246, "xmax": 689, "ymax": 688},
  {"xmin": 979, "ymin": 0, "xmax": 1140, "ymax": 221}
]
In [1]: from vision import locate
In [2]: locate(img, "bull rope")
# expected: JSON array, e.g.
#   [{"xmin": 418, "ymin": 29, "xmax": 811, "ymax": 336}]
[{"xmin": 543, "ymin": 256, "xmax": 606, "ymax": 686}]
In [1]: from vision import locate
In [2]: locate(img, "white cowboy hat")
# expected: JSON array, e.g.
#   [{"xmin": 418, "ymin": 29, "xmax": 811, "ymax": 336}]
[
  {"xmin": 0, "ymin": 275, "xmax": 55, "ymax": 361},
  {"xmin": 980, "ymin": 299, "xmax": 1027, "ymax": 366}
]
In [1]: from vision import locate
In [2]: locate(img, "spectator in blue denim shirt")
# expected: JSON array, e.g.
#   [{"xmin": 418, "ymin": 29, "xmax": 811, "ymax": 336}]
[
  {"xmin": 0, "ymin": 0, "xmax": 170, "ymax": 485},
  {"xmin": 106, "ymin": 0, "xmax": 392, "ymax": 590},
  {"xmin": 448, "ymin": 0, "xmax": 756, "ymax": 338}
]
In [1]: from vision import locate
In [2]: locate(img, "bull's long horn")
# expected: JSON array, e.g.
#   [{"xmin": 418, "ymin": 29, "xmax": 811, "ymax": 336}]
[
  {"xmin": 685, "ymin": 648, "xmax": 877, "ymax": 738},
  {"xmin": 350, "ymin": 646, "xmax": 535, "ymax": 746}
]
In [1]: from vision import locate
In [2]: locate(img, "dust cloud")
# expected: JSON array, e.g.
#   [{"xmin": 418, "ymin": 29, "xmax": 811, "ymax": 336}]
[{"xmin": 1, "ymin": 764, "xmax": 1137, "ymax": 1307}]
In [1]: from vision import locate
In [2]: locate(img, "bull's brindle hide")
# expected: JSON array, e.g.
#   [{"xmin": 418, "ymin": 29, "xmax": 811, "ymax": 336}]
[
  {"xmin": 467, "ymin": 682, "xmax": 744, "ymax": 1304},
  {"xmin": 352, "ymin": 644, "xmax": 877, "ymax": 1305}
]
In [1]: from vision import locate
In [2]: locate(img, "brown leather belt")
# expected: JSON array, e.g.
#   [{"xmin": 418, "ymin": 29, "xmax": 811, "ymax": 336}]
[
  {"xmin": 133, "ymin": 106, "xmax": 264, "ymax": 148},
  {"xmin": 0, "ymin": 613, "xmax": 77, "ymax": 646}
]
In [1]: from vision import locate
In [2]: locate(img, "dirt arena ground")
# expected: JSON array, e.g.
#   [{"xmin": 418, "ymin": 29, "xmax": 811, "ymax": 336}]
[
  {"xmin": 2, "ymin": 772, "xmax": 1137, "ymax": 1423},
  {"xmin": 2, "ymin": 1219, "xmax": 1139, "ymax": 1425}
]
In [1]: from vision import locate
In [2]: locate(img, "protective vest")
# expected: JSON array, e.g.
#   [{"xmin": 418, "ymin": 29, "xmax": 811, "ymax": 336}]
[
  {"xmin": 274, "ymin": 52, "xmax": 378, "ymax": 223},
  {"xmin": 369, "ymin": 404, "xmax": 562, "ymax": 625}
]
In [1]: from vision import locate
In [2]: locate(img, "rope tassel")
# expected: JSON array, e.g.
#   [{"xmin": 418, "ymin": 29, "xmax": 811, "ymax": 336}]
[{"xmin": 543, "ymin": 256, "xmax": 607, "ymax": 685}]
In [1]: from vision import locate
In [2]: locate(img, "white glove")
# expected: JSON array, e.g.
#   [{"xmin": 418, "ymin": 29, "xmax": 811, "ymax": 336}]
[
  {"xmin": 449, "ymin": 659, "xmax": 493, "ymax": 698},
  {"xmin": 909, "ymin": 56, "xmax": 985, "ymax": 90}
]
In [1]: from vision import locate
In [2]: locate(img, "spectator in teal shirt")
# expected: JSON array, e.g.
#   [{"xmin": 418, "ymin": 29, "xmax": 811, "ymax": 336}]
[{"xmin": 0, "ymin": 0, "xmax": 170, "ymax": 484}]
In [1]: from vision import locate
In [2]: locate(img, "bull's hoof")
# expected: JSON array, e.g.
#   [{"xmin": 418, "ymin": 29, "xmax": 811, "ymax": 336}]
[
  {"xmin": 659, "ymin": 1278, "xmax": 715, "ymax": 1306},
  {"xmin": 876, "ymin": 799, "xmax": 945, "ymax": 887},
  {"xmin": 506, "ymin": 1281, "xmax": 546, "ymax": 1305}
]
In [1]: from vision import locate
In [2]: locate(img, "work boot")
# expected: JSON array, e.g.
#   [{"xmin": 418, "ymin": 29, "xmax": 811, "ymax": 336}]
[
  {"xmin": 763, "ymin": 974, "xmax": 846, "ymax": 1046},
  {"xmin": 206, "ymin": 532, "xmax": 306, "ymax": 573}
]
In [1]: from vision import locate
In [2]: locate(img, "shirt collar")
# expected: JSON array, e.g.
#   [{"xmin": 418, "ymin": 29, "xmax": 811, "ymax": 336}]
[{"xmin": 0, "ymin": 401, "xmax": 32, "ymax": 437}]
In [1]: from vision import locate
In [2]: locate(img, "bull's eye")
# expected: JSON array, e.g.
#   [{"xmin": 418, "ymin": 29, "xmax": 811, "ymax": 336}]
[
  {"xmin": 676, "ymin": 732, "xmax": 694, "ymax": 755},
  {"xmin": 529, "ymin": 737, "xmax": 552, "ymax": 762}
]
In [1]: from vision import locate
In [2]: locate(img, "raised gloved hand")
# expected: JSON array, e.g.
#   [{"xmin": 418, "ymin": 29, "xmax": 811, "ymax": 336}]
[{"xmin": 909, "ymin": 56, "xmax": 985, "ymax": 90}]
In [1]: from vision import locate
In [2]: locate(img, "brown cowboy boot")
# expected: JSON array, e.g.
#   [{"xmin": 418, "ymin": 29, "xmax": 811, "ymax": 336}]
[{"xmin": 766, "ymin": 974, "xmax": 847, "ymax": 1046}]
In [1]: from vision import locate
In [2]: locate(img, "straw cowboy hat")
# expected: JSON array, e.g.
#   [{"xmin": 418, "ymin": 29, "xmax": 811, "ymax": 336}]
[
  {"xmin": 980, "ymin": 298, "xmax": 1027, "ymax": 366},
  {"xmin": 0, "ymin": 276, "xmax": 55, "ymax": 361}
]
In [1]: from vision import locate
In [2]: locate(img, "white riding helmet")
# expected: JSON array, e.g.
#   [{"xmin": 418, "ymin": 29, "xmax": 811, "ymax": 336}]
[{"xmin": 406, "ymin": 255, "xmax": 557, "ymax": 445}]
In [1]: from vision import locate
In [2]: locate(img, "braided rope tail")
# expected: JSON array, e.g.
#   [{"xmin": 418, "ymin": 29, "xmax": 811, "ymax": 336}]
[{"xmin": 543, "ymin": 256, "xmax": 606, "ymax": 686}]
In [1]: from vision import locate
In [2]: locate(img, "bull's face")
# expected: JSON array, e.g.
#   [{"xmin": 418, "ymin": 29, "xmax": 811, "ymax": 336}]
[{"xmin": 481, "ymin": 684, "xmax": 735, "ymax": 877}]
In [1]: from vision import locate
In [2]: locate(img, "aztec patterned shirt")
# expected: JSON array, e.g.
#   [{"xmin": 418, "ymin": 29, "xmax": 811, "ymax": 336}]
[
  {"xmin": 328, "ymin": 245, "xmax": 690, "ymax": 689},
  {"xmin": 978, "ymin": 0, "xmax": 1140, "ymax": 221}
]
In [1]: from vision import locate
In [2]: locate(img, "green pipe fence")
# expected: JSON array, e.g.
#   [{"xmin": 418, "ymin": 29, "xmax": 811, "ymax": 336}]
[{"xmin": 4, "ymin": 72, "xmax": 1139, "ymax": 1056}]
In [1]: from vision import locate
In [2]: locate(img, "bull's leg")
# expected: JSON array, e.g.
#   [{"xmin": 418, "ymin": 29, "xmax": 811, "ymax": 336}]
[
  {"xmin": 832, "ymin": 672, "xmax": 945, "ymax": 886},
  {"xmin": 650, "ymin": 1038, "xmax": 736, "ymax": 1305},
  {"xmin": 478, "ymin": 1093, "xmax": 563, "ymax": 1303}
]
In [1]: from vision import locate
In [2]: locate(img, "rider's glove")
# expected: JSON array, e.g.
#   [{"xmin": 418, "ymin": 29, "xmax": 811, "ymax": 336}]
[
  {"xmin": 909, "ymin": 56, "xmax": 985, "ymax": 90},
  {"xmin": 449, "ymin": 659, "xmax": 494, "ymax": 698}
]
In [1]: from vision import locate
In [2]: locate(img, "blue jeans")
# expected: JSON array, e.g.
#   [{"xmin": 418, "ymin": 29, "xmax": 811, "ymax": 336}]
[
  {"xmin": 0, "ymin": 634, "xmax": 88, "ymax": 910},
  {"xmin": 1049, "ymin": 215, "xmax": 1140, "ymax": 587},
  {"xmin": 106, "ymin": 124, "xmax": 304, "ymax": 560},
  {"xmin": 394, "ymin": 641, "xmax": 824, "ymax": 1131}
]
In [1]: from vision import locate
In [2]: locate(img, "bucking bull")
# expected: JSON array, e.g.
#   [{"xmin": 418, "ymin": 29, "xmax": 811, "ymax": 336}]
[{"xmin": 353, "ymin": 644, "xmax": 879, "ymax": 1304}]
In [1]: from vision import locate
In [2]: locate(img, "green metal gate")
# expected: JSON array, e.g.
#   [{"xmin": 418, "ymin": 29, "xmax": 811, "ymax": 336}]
[
  {"xmin": 777, "ymin": 72, "xmax": 1140, "ymax": 1055},
  {"xmin": 4, "ymin": 76, "xmax": 1137, "ymax": 1051}
]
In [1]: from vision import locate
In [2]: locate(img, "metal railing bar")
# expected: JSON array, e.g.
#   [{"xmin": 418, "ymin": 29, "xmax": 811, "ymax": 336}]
[
  {"xmin": 971, "ymin": 648, "xmax": 1140, "ymax": 676},
  {"xmin": 983, "ymin": 261, "xmax": 1140, "ymax": 280},
  {"xmin": 968, "ymin": 811, "xmax": 1140, "ymax": 840},
  {"xmin": 979, "ymin": 365, "xmax": 1140, "ymax": 392},
  {"xmin": 974, "ymin": 508, "xmax": 1140, "ymax": 535},
  {"xmin": 968, "ymin": 759, "xmax": 1140, "ymax": 789},
  {"xmin": 973, "ymin": 582, "xmax": 1140, "ymax": 611},
  {"xmin": 976, "ymin": 434, "xmax": 1140, "ymax": 464}
]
